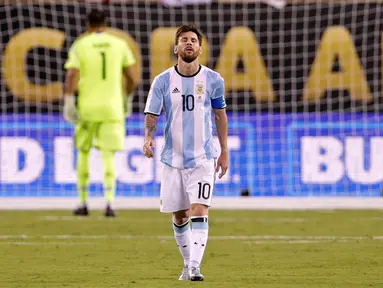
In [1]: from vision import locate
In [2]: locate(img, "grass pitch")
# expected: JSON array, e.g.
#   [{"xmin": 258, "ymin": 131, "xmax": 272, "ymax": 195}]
[{"xmin": 0, "ymin": 209, "xmax": 382, "ymax": 287}]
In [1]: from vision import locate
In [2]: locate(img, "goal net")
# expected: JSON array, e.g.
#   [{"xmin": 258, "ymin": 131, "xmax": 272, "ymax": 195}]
[{"xmin": 0, "ymin": 0, "xmax": 382, "ymax": 199}]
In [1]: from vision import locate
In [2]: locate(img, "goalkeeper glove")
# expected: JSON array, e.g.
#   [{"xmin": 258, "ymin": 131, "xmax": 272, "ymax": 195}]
[{"xmin": 63, "ymin": 95, "xmax": 79, "ymax": 124}]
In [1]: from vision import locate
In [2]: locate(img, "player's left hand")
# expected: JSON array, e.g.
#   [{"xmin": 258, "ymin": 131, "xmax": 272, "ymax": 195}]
[
  {"xmin": 216, "ymin": 149, "xmax": 229, "ymax": 179},
  {"xmin": 143, "ymin": 137, "xmax": 155, "ymax": 158}
]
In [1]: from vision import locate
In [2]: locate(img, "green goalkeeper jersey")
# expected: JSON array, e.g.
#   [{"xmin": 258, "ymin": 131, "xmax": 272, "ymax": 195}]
[{"xmin": 65, "ymin": 32, "xmax": 136, "ymax": 122}]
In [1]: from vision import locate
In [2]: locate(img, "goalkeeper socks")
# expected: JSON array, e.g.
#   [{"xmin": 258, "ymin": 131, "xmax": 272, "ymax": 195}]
[
  {"xmin": 190, "ymin": 216, "xmax": 209, "ymax": 268},
  {"xmin": 173, "ymin": 219, "xmax": 191, "ymax": 267},
  {"xmin": 77, "ymin": 150, "xmax": 90, "ymax": 204},
  {"xmin": 101, "ymin": 150, "xmax": 116, "ymax": 205}
]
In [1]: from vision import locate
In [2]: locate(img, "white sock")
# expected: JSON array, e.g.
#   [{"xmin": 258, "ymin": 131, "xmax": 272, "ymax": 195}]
[
  {"xmin": 190, "ymin": 216, "xmax": 209, "ymax": 268},
  {"xmin": 173, "ymin": 219, "xmax": 191, "ymax": 267}
]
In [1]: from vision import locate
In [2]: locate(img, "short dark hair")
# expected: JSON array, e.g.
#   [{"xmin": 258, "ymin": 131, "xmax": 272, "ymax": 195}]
[
  {"xmin": 175, "ymin": 24, "xmax": 203, "ymax": 45},
  {"xmin": 87, "ymin": 9, "xmax": 106, "ymax": 27}
]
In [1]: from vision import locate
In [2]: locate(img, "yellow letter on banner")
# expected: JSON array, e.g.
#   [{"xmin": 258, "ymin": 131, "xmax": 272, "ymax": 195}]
[
  {"xmin": 3, "ymin": 28, "xmax": 65, "ymax": 102},
  {"xmin": 303, "ymin": 26, "xmax": 371, "ymax": 102},
  {"xmin": 215, "ymin": 27, "xmax": 275, "ymax": 102},
  {"xmin": 150, "ymin": 27, "xmax": 209, "ymax": 81}
]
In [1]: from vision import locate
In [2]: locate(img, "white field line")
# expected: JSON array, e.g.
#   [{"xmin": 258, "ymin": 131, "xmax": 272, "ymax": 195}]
[
  {"xmin": 0, "ymin": 235, "xmax": 382, "ymax": 241},
  {"xmin": 0, "ymin": 240, "xmax": 355, "ymax": 245},
  {"xmin": 0, "ymin": 242, "xmax": 93, "ymax": 245},
  {"xmin": 3, "ymin": 197, "xmax": 383, "ymax": 210},
  {"xmin": 36, "ymin": 216, "xmax": 383, "ymax": 223},
  {"xmin": 243, "ymin": 240, "xmax": 351, "ymax": 244},
  {"xmin": 36, "ymin": 216, "xmax": 312, "ymax": 223}
]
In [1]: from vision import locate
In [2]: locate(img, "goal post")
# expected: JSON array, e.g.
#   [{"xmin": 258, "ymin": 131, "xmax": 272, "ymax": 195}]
[{"xmin": 0, "ymin": 0, "xmax": 383, "ymax": 208}]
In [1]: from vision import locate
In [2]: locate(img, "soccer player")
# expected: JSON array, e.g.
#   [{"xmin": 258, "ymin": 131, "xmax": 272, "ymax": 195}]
[
  {"xmin": 63, "ymin": 9, "xmax": 138, "ymax": 217},
  {"xmin": 143, "ymin": 24, "xmax": 228, "ymax": 281}
]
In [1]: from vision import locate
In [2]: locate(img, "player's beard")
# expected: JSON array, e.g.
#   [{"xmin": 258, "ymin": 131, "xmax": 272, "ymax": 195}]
[{"xmin": 178, "ymin": 49, "xmax": 199, "ymax": 63}]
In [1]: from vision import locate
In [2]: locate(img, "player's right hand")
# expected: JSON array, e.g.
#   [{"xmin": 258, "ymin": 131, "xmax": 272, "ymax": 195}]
[
  {"xmin": 143, "ymin": 137, "xmax": 155, "ymax": 158},
  {"xmin": 63, "ymin": 95, "xmax": 79, "ymax": 124}
]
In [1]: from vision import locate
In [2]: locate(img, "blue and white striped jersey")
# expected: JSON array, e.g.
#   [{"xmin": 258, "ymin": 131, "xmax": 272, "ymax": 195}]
[{"xmin": 144, "ymin": 65, "xmax": 226, "ymax": 169}]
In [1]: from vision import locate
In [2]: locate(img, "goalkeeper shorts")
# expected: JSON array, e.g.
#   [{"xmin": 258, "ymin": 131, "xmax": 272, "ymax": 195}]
[{"xmin": 75, "ymin": 121, "xmax": 125, "ymax": 152}]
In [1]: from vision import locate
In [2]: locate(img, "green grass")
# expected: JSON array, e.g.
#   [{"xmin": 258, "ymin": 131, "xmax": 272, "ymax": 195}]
[{"xmin": 0, "ymin": 209, "xmax": 382, "ymax": 287}]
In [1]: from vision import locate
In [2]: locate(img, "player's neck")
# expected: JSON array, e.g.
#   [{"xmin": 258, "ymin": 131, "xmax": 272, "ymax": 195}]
[
  {"xmin": 88, "ymin": 27, "xmax": 106, "ymax": 34},
  {"xmin": 177, "ymin": 60, "xmax": 200, "ymax": 77}
]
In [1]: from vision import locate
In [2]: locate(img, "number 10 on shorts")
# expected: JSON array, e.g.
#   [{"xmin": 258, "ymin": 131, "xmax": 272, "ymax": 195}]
[{"xmin": 198, "ymin": 182, "xmax": 211, "ymax": 199}]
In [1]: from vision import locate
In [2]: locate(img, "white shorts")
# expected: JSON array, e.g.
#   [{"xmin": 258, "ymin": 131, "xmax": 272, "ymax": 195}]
[{"xmin": 159, "ymin": 159, "xmax": 216, "ymax": 213}]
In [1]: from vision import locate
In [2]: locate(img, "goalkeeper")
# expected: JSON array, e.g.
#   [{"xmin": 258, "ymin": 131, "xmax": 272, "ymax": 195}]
[{"xmin": 63, "ymin": 9, "xmax": 138, "ymax": 217}]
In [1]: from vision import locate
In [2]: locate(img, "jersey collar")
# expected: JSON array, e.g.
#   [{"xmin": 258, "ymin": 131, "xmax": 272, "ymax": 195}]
[{"xmin": 174, "ymin": 64, "xmax": 202, "ymax": 78}]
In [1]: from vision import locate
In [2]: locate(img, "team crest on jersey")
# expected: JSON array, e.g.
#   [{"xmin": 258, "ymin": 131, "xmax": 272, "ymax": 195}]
[{"xmin": 196, "ymin": 83, "xmax": 204, "ymax": 95}]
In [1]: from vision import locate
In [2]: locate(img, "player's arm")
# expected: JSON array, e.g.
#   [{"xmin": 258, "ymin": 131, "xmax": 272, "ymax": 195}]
[
  {"xmin": 123, "ymin": 65, "xmax": 139, "ymax": 96},
  {"xmin": 64, "ymin": 68, "xmax": 79, "ymax": 96},
  {"xmin": 143, "ymin": 114, "xmax": 158, "ymax": 158},
  {"xmin": 121, "ymin": 42, "xmax": 139, "ymax": 117},
  {"xmin": 213, "ymin": 109, "xmax": 228, "ymax": 178},
  {"xmin": 122, "ymin": 42, "xmax": 139, "ymax": 96},
  {"xmin": 212, "ymin": 76, "xmax": 229, "ymax": 179},
  {"xmin": 143, "ymin": 76, "xmax": 164, "ymax": 158},
  {"xmin": 63, "ymin": 42, "xmax": 80, "ymax": 123}
]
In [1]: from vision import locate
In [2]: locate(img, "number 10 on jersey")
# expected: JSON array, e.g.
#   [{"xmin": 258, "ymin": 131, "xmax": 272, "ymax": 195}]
[{"xmin": 182, "ymin": 94, "xmax": 194, "ymax": 111}]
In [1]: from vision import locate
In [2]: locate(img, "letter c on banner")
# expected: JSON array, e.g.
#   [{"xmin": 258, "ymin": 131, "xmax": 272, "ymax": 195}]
[{"xmin": 3, "ymin": 28, "xmax": 65, "ymax": 102}]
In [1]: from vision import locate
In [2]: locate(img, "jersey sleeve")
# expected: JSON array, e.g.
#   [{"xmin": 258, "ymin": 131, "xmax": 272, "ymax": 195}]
[
  {"xmin": 144, "ymin": 76, "xmax": 163, "ymax": 115},
  {"xmin": 211, "ymin": 75, "xmax": 227, "ymax": 109},
  {"xmin": 64, "ymin": 42, "xmax": 80, "ymax": 70},
  {"xmin": 122, "ymin": 42, "xmax": 136, "ymax": 67}
]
